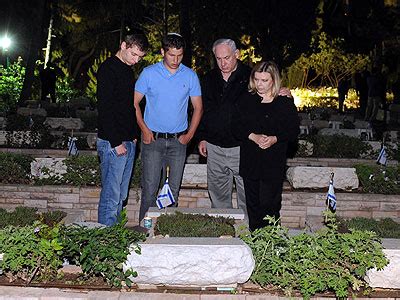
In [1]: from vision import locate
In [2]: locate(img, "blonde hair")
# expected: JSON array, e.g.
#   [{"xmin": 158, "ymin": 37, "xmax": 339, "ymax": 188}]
[{"xmin": 248, "ymin": 61, "xmax": 281, "ymax": 97}]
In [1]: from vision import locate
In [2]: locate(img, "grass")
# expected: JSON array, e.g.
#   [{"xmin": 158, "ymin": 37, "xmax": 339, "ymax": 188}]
[{"xmin": 154, "ymin": 211, "xmax": 236, "ymax": 237}]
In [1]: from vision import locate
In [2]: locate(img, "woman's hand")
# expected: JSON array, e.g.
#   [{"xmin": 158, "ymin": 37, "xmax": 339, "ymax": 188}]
[
  {"xmin": 249, "ymin": 133, "xmax": 277, "ymax": 149},
  {"xmin": 258, "ymin": 135, "xmax": 277, "ymax": 149}
]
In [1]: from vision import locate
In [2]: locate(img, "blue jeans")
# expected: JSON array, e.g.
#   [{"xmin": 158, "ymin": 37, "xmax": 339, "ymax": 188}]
[
  {"xmin": 139, "ymin": 138, "xmax": 187, "ymax": 221},
  {"xmin": 97, "ymin": 138, "xmax": 136, "ymax": 226}
]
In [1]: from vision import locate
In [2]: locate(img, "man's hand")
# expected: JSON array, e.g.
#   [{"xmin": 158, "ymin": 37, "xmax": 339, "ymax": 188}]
[
  {"xmin": 198, "ymin": 140, "xmax": 207, "ymax": 157},
  {"xmin": 115, "ymin": 143, "xmax": 127, "ymax": 156},
  {"xmin": 178, "ymin": 132, "xmax": 193, "ymax": 145},
  {"xmin": 142, "ymin": 128, "xmax": 154, "ymax": 144},
  {"xmin": 278, "ymin": 87, "xmax": 292, "ymax": 98}
]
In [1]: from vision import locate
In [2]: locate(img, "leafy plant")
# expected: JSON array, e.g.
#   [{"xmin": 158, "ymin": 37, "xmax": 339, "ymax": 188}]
[
  {"xmin": 286, "ymin": 32, "xmax": 370, "ymax": 88},
  {"xmin": 56, "ymin": 76, "xmax": 80, "ymax": 104},
  {"xmin": 355, "ymin": 164, "xmax": 400, "ymax": 194},
  {"xmin": 41, "ymin": 210, "xmax": 68, "ymax": 227},
  {"xmin": 339, "ymin": 217, "xmax": 400, "ymax": 238},
  {"xmin": 0, "ymin": 206, "xmax": 67, "ymax": 229},
  {"xmin": 0, "ymin": 58, "xmax": 25, "ymax": 114},
  {"xmin": 0, "ymin": 152, "xmax": 34, "ymax": 184},
  {"xmin": 60, "ymin": 210, "xmax": 145, "ymax": 287},
  {"xmin": 241, "ymin": 213, "xmax": 388, "ymax": 299},
  {"xmin": 386, "ymin": 142, "xmax": 400, "ymax": 161},
  {"xmin": 154, "ymin": 211, "xmax": 236, "ymax": 237},
  {"xmin": 0, "ymin": 207, "xmax": 38, "ymax": 228},
  {"xmin": 0, "ymin": 222, "xmax": 64, "ymax": 282},
  {"xmin": 5, "ymin": 115, "xmax": 55, "ymax": 149},
  {"xmin": 86, "ymin": 49, "xmax": 111, "ymax": 103},
  {"xmin": 307, "ymin": 134, "xmax": 372, "ymax": 158},
  {"xmin": 62, "ymin": 155, "xmax": 100, "ymax": 186}
]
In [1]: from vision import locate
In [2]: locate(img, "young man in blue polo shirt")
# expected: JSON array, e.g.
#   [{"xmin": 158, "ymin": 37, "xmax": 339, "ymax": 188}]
[{"xmin": 134, "ymin": 33, "xmax": 203, "ymax": 222}]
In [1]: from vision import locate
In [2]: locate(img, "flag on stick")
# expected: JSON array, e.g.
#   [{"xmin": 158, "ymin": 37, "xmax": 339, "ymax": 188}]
[
  {"xmin": 156, "ymin": 166, "xmax": 175, "ymax": 209},
  {"xmin": 376, "ymin": 145, "xmax": 387, "ymax": 166},
  {"xmin": 326, "ymin": 172, "xmax": 336, "ymax": 213},
  {"xmin": 68, "ymin": 136, "xmax": 79, "ymax": 156}
]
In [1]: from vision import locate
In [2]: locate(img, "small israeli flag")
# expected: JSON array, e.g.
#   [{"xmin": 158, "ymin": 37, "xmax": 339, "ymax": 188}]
[
  {"xmin": 326, "ymin": 173, "xmax": 336, "ymax": 213},
  {"xmin": 68, "ymin": 137, "xmax": 79, "ymax": 156},
  {"xmin": 156, "ymin": 166, "xmax": 175, "ymax": 209},
  {"xmin": 376, "ymin": 146, "xmax": 387, "ymax": 166}
]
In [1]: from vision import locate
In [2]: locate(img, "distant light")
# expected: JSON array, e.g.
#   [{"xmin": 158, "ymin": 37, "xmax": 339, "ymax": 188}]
[{"xmin": 0, "ymin": 36, "xmax": 12, "ymax": 51}]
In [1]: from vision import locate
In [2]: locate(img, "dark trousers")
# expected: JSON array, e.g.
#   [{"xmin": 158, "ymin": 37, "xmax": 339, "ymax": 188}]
[{"xmin": 243, "ymin": 177, "xmax": 283, "ymax": 231}]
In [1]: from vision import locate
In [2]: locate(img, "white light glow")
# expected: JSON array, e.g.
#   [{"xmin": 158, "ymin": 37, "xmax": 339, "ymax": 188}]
[{"xmin": 0, "ymin": 36, "xmax": 11, "ymax": 50}]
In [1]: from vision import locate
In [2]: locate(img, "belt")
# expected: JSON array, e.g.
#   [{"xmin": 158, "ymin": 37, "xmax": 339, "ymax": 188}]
[{"xmin": 152, "ymin": 131, "xmax": 186, "ymax": 139}]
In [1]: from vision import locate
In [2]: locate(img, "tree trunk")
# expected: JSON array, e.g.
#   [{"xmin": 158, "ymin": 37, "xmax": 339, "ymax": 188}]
[
  {"xmin": 163, "ymin": 0, "xmax": 168, "ymax": 35},
  {"xmin": 180, "ymin": 0, "xmax": 192, "ymax": 67},
  {"xmin": 72, "ymin": 40, "xmax": 98, "ymax": 80},
  {"xmin": 19, "ymin": 0, "xmax": 47, "ymax": 105}
]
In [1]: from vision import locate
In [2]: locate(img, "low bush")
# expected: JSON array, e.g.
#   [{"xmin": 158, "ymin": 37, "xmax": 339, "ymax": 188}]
[
  {"xmin": 60, "ymin": 210, "xmax": 145, "ymax": 287},
  {"xmin": 154, "ymin": 211, "xmax": 236, "ymax": 237},
  {"xmin": 0, "ymin": 210, "xmax": 144, "ymax": 287},
  {"xmin": 5, "ymin": 115, "xmax": 55, "ymax": 149},
  {"xmin": 241, "ymin": 213, "xmax": 388, "ymax": 299},
  {"xmin": 355, "ymin": 164, "xmax": 400, "ymax": 194},
  {"xmin": 0, "ymin": 206, "xmax": 67, "ymax": 229},
  {"xmin": 0, "ymin": 222, "xmax": 64, "ymax": 282},
  {"xmin": 63, "ymin": 155, "xmax": 101, "ymax": 186},
  {"xmin": 0, "ymin": 152, "xmax": 34, "ymax": 184},
  {"xmin": 339, "ymin": 217, "xmax": 400, "ymax": 238},
  {"xmin": 306, "ymin": 134, "xmax": 372, "ymax": 158},
  {"xmin": 0, "ymin": 152, "xmax": 140, "ymax": 187}
]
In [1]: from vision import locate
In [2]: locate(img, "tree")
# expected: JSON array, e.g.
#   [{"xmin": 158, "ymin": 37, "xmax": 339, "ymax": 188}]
[{"xmin": 286, "ymin": 32, "xmax": 370, "ymax": 88}]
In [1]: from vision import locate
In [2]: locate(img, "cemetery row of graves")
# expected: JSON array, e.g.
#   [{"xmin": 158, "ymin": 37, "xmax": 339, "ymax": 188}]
[{"xmin": 0, "ymin": 96, "xmax": 399, "ymax": 298}]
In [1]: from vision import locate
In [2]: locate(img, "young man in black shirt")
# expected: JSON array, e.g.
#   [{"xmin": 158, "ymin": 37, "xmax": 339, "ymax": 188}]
[{"xmin": 97, "ymin": 34, "xmax": 149, "ymax": 226}]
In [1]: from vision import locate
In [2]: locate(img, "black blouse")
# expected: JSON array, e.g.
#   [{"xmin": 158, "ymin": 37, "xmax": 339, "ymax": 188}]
[{"xmin": 232, "ymin": 92, "xmax": 300, "ymax": 181}]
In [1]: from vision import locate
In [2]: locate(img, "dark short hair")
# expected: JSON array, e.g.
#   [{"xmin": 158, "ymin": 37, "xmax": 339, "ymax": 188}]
[
  {"xmin": 123, "ymin": 34, "xmax": 149, "ymax": 52},
  {"xmin": 161, "ymin": 33, "xmax": 186, "ymax": 52}
]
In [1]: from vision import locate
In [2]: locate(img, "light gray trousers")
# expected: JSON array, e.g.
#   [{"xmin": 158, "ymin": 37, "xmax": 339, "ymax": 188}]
[{"xmin": 206, "ymin": 142, "xmax": 248, "ymax": 223}]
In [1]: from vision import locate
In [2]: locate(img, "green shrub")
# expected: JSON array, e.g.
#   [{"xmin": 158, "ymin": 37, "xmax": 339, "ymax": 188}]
[
  {"xmin": 0, "ymin": 59, "xmax": 25, "ymax": 114},
  {"xmin": 60, "ymin": 210, "xmax": 144, "ymax": 287},
  {"xmin": 5, "ymin": 115, "xmax": 55, "ymax": 149},
  {"xmin": 41, "ymin": 210, "xmax": 67, "ymax": 227},
  {"xmin": 5, "ymin": 114, "xmax": 31, "ymax": 131},
  {"xmin": 0, "ymin": 222, "xmax": 64, "ymax": 282},
  {"xmin": 386, "ymin": 142, "xmax": 400, "ymax": 161},
  {"xmin": 62, "ymin": 155, "xmax": 101, "ymax": 186},
  {"xmin": 355, "ymin": 164, "xmax": 400, "ymax": 194},
  {"xmin": 308, "ymin": 134, "xmax": 372, "ymax": 158},
  {"xmin": 241, "ymin": 213, "xmax": 388, "ymax": 299},
  {"xmin": 0, "ymin": 206, "xmax": 38, "ymax": 228},
  {"xmin": 339, "ymin": 217, "xmax": 400, "ymax": 238},
  {"xmin": 0, "ymin": 207, "xmax": 67, "ymax": 229},
  {"xmin": 34, "ymin": 155, "xmax": 141, "ymax": 187},
  {"xmin": 0, "ymin": 152, "xmax": 34, "ymax": 184},
  {"xmin": 0, "ymin": 210, "xmax": 142, "ymax": 287},
  {"xmin": 56, "ymin": 76, "xmax": 80, "ymax": 104},
  {"xmin": 154, "ymin": 211, "xmax": 236, "ymax": 237}
]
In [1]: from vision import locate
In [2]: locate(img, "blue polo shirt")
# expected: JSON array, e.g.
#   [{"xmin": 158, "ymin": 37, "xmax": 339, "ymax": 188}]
[{"xmin": 135, "ymin": 61, "xmax": 201, "ymax": 133}]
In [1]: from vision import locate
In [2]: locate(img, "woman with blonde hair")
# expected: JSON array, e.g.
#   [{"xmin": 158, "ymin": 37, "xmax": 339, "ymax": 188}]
[{"xmin": 233, "ymin": 61, "xmax": 299, "ymax": 231}]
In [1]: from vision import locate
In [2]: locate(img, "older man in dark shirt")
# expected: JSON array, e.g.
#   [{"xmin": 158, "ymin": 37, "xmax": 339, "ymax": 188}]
[{"xmin": 197, "ymin": 39, "xmax": 251, "ymax": 223}]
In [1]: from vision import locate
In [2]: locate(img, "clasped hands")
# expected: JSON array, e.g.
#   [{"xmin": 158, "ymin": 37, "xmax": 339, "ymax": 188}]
[{"xmin": 249, "ymin": 133, "xmax": 277, "ymax": 149}]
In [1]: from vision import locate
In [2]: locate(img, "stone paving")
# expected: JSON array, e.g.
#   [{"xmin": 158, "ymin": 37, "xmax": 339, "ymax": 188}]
[{"xmin": 2, "ymin": 286, "xmax": 400, "ymax": 299}]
